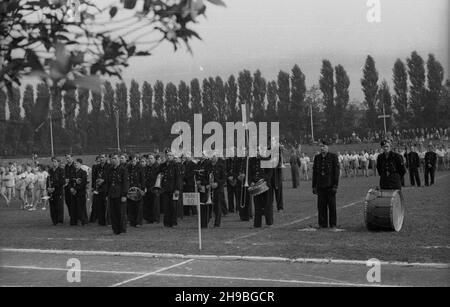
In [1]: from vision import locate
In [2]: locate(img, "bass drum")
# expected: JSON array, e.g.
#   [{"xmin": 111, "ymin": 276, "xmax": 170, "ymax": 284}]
[{"xmin": 364, "ymin": 188, "xmax": 405, "ymax": 232}]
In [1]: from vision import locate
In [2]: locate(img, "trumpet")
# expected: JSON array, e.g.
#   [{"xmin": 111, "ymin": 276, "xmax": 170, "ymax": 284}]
[
  {"xmin": 93, "ymin": 178, "xmax": 104, "ymax": 195},
  {"xmin": 206, "ymin": 172, "xmax": 214, "ymax": 205},
  {"xmin": 280, "ymin": 151, "xmax": 286, "ymax": 169}
]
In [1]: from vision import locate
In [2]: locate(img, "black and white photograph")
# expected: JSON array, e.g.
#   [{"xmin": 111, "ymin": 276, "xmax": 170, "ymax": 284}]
[{"xmin": 0, "ymin": 0, "xmax": 449, "ymax": 291}]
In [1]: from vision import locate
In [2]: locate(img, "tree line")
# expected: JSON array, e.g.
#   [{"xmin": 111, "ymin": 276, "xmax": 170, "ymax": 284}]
[{"xmin": 0, "ymin": 51, "xmax": 448, "ymax": 156}]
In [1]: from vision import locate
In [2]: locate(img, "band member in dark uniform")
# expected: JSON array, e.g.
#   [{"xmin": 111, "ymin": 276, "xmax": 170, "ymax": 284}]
[
  {"xmin": 106, "ymin": 154, "xmax": 129, "ymax": 235},
  {"xmin": 160, "ymin": 150, "xmax": 182, "ymax": 227},
  {"xmin": 406, "ymin": 146, "xmax": 421, "ymax": 187},
  {"xmin": 91, "ymin": 154, "xmax": 109, "ymax": 225},
  {"xmin": 47, "ymin": 157, "xmax": 65, "ymax": 225},
  {"xmin": 182, "ymin": 153, "xmax": 197, "ymax": 216},
  {"xmin": 424, "ymin": 144, "xmax": 437, "ymax": 186},
  {"xmin": 89, "ymin": 156, "xmax": 100, "ymax": 223},
  {"xmin": 143, "ymin": 154, "xmax": 162, "ymax": 223},
  {"xmin": 210, "ymin": 155, "xmax": 226, "ymax": 227},
  {"xmin": 64, "ymin": 154, "xmax": 76, "ymax": 224},
  {"xmin": 290, "ymin": 148, "xmax": 300, "ymax": 189},
  {"xmin": 376, "ymin": 140, "xmax": 406, "ymax": 190},
  {"xmin": 312, "ymin": 141, "xmax": 340, "ymax": 229},
  {"xmin": 249, "ymin": 151, "xmax": 274, "ymax": 228},
  {"xmin": 71, "ymin": 159, "xmax": 88, "ymax": 226},
  {"xmin": 196, "ymin": 155, "xmax": 212, "ymax": 228},
  {"xmin": 272, "ymin": 144, "xmax": 284, "ymax": 212},
  {"xmin": 175, "ymin": 155, "xmax": 185, "ymax": 219},
  {"xmin": 127, "ymin": 155, "xmax": 145, "ymax": 227}
]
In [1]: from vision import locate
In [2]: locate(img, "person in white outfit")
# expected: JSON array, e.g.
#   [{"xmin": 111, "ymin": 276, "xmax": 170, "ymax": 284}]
[{"xmin": 300, "ymin": 153, "xmax": 311, "ymax": 181}]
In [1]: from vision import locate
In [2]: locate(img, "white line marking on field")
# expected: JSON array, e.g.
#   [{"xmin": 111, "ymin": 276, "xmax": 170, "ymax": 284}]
[
  {"xmin": 2, "ymin": 248, "xmax": 448, "ymax": 268},
  {"xmin": 1, "ymin": 265, "xmax": 143, "ymax": 275},
  {"xmin": 109, "ymin": 259, "xmax": 194, "ymax": 287},
  {"xmin": 0, "ymin": 264, "xmax": 348, "ymax": 286},
  {"xmin": 152, "ymin": 272, "xmax": 399, "ymax": 287},
  {"xmin": 420, "ymin": 246, "xmax": 450, "ymax": 250}
]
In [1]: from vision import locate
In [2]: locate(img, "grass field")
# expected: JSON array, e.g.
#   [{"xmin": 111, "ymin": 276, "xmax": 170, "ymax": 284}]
[{"xmin": 1, "ymin": 170, "xmax": 449, "ymax": 264}]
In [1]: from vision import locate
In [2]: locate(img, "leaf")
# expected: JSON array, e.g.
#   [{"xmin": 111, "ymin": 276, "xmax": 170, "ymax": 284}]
[
  {"xmin": 123, "ymin": 0, "xmax": 137, "ymax": 9},
  {"xmin": 135, "ymin": 51, "xmax": 151, "ymax": 56},
  {"xmin": 109, "ymin": 6, "xmax": 118, "ymax": 18},
  {"xmin": 205, "ymin": 0, "xmax": 226, "ymax": 7}
]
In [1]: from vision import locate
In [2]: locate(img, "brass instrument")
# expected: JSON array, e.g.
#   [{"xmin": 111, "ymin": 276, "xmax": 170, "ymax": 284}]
[
  {"xmin": 93, "ymin": 169, "xmax": 104, "ymax": 195},
  {"xmin": 280, "ymin": 143, "xmax": 287, "ymax": 168},
  {"xmin": 206, "ymin": 172, "xmax": 213, "ymax": 205},
  {"xmin": 70, "ymin": 177, "xmax": 80, "ymax": 195},
  {"xmin": 43, "ymin": 177, "xmax": 53, "ymax": 201},
  {"xmin": 153, "ymin": 173, "xmax": 162, "ymax": 190},
  {"xmin": 127, "ymin": 186, "xmax": 144, "ymax": 202}
]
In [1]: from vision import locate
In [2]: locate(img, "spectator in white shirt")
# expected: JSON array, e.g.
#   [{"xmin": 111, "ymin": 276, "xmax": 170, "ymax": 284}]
[
  {"xmin": 300, "ymin": 153, "xmax": 311, "ymax": 181},
  {"xmin": 360, "ymin": 150, "xmax": 369, "ymax": 177}
]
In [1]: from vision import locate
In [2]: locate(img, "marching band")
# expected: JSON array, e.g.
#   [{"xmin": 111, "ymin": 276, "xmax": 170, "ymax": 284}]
[{"xmin": 14, "ymin": 147, "xmax": 284, "ymax": 234}]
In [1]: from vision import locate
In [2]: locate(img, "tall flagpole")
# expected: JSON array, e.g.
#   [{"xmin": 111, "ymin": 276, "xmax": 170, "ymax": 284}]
[
  {"xmin": 49, "ymin": 109, "xmax": 54, "ymax": 157},
  {"xmin": 310, "ymin": 103, "xmax": 314, "ymax": 142},
  {"xmin": 115, "ymin": 108, "xmax": 121, "ymax": 152},
  {"xmin": 49, "ymin": 86, "xmax": 55, "ymax": 157}
]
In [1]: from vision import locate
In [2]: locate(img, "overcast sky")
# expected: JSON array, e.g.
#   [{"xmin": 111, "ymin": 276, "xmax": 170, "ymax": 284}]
[
  {"xmin": 113, "ymin": 0, "xmax": 448, "ymax": 102},
  {"xmin": 17, "ymin": 0, "xmax": 445, "ymax": 104}
]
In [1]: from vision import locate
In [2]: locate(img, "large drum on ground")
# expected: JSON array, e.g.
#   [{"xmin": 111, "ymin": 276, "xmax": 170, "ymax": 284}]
[{"xmin": 364, "ymin": 188, "xmax": 405, "ymax": 232}]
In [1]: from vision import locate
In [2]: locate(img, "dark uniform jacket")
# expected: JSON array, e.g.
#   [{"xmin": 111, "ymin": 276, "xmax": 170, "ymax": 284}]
[
  {"xmin": 312, "ymin": 152, "xmax": 340, "ymax": 190},
  {"xmin": 106, "ymin": 165, "xmax": 129, "ymax": 199},
  {"xmin": 128, "ymin": 163, "xmax": 145, "ymax": 190},
  {"xmin": 64, "ymin": 162, "xmax": 76, "ymax": 190},
  {"xmin": 144, "ymin": 162, "xmax": 161, "ymax": 190},
  {"xmin": 376, "ymin": 151, "xmax": 406, "ymax": 190},
  {"xmin": 196, "ymin": 159, "xmax": 211, "ymax": 189},
  {"xmin": 160, "ymin": 160, "xmax": 182, "ymax": 193},
  {"xmin": 210, "ymin": 159, "xmax": 226, "ymax": 192},
  {"xmin": 92, "ymin": 163, "xmax": 109, "ymax": 194},
  {"xmin": 272, "ymin": 149, "xmax": 283, "ymax": 189},
  {"xmin": 183, "ymin": 160, "xmax": 197, "ymax": 192},
  {"xmin": 73, "ymin": 168, "xmax": 88, "ymax": 197},
  {"xmin": 406, "ymin": 152, "xmax": 420, "ymax": 169},
  {"xmin": 47, "ymin": 167, "xmax": 65, "ymax": 193},
  {"xmin": 424, "ymin": 151, "xmax": 437, "ymax": 169},
  {"xmin": 226, "ymin": 158, "xmax": 237, "ymax": 184}
]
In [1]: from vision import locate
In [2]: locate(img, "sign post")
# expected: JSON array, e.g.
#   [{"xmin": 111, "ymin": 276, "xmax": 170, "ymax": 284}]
[{"xmin": 183, "ymin": 192, "xmax": 202, "ymax": 250}]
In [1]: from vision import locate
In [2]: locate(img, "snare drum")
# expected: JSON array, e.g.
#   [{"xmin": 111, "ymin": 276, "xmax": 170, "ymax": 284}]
[
  {"xmin": 248, "ymin": 179, "xmax": 269, "ymax": 196},
  {"xmin": 364, "ymin": 188, "xmax": 405, "ymax": 232}
]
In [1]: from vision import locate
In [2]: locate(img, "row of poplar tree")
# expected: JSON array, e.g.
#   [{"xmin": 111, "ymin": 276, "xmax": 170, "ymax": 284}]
[{"xmin": 0, "ymin": 51, "xmax": 448, "ymax": 156}]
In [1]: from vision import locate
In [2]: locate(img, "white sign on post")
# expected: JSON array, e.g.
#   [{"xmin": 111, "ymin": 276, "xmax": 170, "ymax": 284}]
[{"xmin": 183, "ymin": 192, "xmax": 202, "ymax": 250}]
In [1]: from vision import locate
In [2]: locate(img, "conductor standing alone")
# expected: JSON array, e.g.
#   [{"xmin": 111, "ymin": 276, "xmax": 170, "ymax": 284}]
[{"xmin": 312, "ymin": 141, "xmax": 340, "ymax": 230}]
